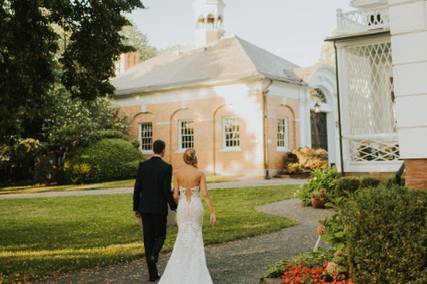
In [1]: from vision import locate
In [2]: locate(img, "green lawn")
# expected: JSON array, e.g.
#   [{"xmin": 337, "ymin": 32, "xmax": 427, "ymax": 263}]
[
  {"xmin": 0, "ymin": 175, "xmax": 238, "ymax": 195},
  {"xmin": 0, "ymin": 185, "xmax": 298, "ymax": 283}
]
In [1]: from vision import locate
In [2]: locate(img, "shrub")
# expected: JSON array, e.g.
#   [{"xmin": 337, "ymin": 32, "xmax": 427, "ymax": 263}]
[
  {"xmin": 333, "ymin": 177, "xmax": 360, "ymax": 198},
  {"xmin": 297, "ymin": 167, "xmax": 337, "ymax": 206},
  {"xmin": 94, "ymin": 129, "xmax": 128, "ymax": 141},
  {"xmin": 330, "ymin": 176, "xmax": 382, "ymax": 200},
  {"xmin": 283, "ymin": 147, "xmax": 328, "ymax": 174},
  {"xmin": 130, "ymin": 139, "xmax": 140, "ymax": 149},
  {"xmin": 33, "ymin": 153, "xmax": 57, "ymax": 183},
  {"xmin": 359, "ymin": 176, "xmax": 381, "ymax": 188},
  {"xmin": 1, "ymin": 138, "xmax": 44, "ymax": 182},
  {"xmin": 64, "ymin": 138, "xmax": 144, "ymax": 183},
  {"xmin": 383, "ymin": 174, "xmax": 405, "ymax": 187},
  {"xmin": 342, "ymin": 185, "xmax": 427, "ymax": 283}
]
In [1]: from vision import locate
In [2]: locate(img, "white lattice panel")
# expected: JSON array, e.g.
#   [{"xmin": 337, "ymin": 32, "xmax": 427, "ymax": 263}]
[
  {"xmin": 341, "ymin": 39, "xmax": 399, "ymax": 162},
  {"xmin": 350, "ymin": 138, "xmax": 399, "ymax": 162}
]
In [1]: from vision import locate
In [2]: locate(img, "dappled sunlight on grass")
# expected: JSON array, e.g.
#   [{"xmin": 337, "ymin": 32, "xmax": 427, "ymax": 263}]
[
  {"xmin": 0, "ymin": 176, "xmax": 239, "ymax": 195},
  {"xmin": 0, "ymin": 179, "xmax": 136, "ymax": 195},
  {"xmin": 0, "ymin": 185, "xmax": 297, "ymax": 283}
]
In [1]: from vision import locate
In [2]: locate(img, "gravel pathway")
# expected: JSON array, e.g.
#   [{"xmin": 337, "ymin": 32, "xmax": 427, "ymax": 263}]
[
  {"xmin": 34, "ymin": 199, "xmax": 333, "ymax": 284},
  {"xmin": 0, "ymin": 179, "xmax": 306, "ymax": 200}
]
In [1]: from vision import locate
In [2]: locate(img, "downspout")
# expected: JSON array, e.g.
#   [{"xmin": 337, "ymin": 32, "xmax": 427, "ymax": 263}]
[
  {"xmin": 263, "ymin": 79, "xmax": 274, "ymax": 179},
  {"xmin": 333, "ymin": 42, "xmax": 345, "ymax": 175}
]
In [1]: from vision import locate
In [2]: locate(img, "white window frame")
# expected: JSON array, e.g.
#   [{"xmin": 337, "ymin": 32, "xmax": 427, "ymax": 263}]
[
  {"xmin": 277, "ymin": 117, "xmax": 289, "ymax": 152},
  {"xmin": 222, "ymin": 117, "xmax": 241, "ymax": 152},
  {"xmin": 178, "ymin": 119, "xmax": 194, "ymax": 152},
  {"xmin": 139, "ymin": 122, "xmax": 153, "ymax": 154}
]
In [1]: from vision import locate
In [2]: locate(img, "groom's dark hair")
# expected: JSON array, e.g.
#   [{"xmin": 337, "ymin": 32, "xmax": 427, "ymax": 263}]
[{"xmin": 153, "ymin": 140, "xmax": 166, "ymax": 154}]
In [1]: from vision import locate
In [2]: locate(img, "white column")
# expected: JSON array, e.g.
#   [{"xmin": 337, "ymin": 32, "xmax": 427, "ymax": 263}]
[
  {"xmin": 299, "ymin": 88, "xmax": 311, "ymax": 147},
  {"xmin": 388, "ymin": 0, "xmax": 427, "ymax": 159}
]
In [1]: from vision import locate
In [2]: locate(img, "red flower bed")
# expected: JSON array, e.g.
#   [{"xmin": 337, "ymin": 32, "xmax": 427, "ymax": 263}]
[{"xmin": 282, "ymin": 263, "xmax": 353, "ymax": 284}]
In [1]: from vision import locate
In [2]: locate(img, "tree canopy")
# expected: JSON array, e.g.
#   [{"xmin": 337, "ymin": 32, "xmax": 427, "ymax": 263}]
[
  {"xmin": 121, "ymin": 20, "xmax": 157, "ymax": 62},
  {"xmin": 0, "ymin": 0, "xmax": 144, "ymax": 143}
]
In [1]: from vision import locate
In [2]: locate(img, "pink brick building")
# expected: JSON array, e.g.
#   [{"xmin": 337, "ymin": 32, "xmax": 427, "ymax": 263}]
[{"xmin": 111, "ymin": 0, "xmax": 338, "ymax": 178}]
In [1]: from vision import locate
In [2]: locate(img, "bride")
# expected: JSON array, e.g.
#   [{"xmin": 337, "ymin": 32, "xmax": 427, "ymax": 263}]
[{"xmin": 158, "ymin": 149, "xmax": 217, "ymax": 284}]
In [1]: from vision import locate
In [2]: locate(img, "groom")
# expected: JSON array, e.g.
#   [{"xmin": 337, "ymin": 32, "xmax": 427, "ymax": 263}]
[{"xmin": 133, "ymin": 140, "xmax": 177, "ymax": 282}]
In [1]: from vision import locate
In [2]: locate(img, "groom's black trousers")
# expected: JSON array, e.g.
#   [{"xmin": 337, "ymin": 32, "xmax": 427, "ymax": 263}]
[{"xmin": 141, "ymin": 213, "xmax": 167, "ymax": 278}]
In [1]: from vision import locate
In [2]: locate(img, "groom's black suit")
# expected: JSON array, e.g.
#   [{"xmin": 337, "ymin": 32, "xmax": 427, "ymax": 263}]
[{"xmin": 133, "ymin": 156, "xmax": 177, "ymax": 281}]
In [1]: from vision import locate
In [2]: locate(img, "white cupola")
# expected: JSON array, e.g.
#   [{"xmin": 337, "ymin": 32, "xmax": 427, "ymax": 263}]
[{"xmin": 193, "ymin": 0, "xmax": 225, "ymax": 47}]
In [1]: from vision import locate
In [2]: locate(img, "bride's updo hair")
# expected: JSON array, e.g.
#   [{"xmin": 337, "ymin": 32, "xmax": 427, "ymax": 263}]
[{"xmin": 183, "ymin": 149, "xmax": 198, "ymax": 167}]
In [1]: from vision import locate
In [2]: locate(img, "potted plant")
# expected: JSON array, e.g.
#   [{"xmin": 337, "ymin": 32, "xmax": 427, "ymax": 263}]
[{"xmin": 311, "ymin": 189, "xmax": 327, "ymax": 208}]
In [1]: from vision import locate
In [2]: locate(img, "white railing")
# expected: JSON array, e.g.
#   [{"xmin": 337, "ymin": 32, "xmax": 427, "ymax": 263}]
[
  {"xmin": 336, "ymin": 7, "xmax": 390, "ymax": 35},
  {"xmin": 345, "ymin": 134, "xmax": 399, "ymax": 162}
]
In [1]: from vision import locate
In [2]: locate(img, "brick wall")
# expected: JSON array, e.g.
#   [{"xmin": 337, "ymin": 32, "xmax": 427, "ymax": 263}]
[
  {"xmin": 116, "ymin": 90, "xmax": 266, "ymax": 177},
  {"xmin": 405, "ymin": 159, "xmax": 427, "ymax": 189}
]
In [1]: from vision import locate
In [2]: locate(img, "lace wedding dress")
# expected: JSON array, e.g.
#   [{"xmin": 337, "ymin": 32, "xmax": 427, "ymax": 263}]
[{"xmin": 158, "ymin": 186, "xmax": 213, "ymax": 284}]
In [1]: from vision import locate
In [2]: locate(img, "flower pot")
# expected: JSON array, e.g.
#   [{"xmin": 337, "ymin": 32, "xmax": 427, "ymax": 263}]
[{"xmin": 311, "ymin": 197, "xmax": 326, "ymax": 209}]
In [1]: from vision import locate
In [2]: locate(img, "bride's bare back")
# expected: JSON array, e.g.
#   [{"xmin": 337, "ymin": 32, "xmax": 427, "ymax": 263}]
[{"xmin": 173, "ymin": 168, "xmax": 215, "ymax": 227}]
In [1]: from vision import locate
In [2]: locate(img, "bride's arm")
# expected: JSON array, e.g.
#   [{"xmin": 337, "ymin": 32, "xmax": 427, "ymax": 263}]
[
  {"xmin": 173, "ymin": 174, "xmax": 179, "ymax": 204},
  {"xmin": 200, "ymin": 173, "xmax": 216, "ymax": 225}
]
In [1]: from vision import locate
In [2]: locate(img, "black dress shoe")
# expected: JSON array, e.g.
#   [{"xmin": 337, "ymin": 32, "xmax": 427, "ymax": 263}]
[{"xmin": 149, "ymin": 274, "xmax": 160, "ymax": 282}]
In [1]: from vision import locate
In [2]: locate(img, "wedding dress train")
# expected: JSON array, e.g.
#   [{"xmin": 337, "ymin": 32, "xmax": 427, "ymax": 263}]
[{"xmin": 158, "ymin": 186, "xmax": 213, "ymax": 284}]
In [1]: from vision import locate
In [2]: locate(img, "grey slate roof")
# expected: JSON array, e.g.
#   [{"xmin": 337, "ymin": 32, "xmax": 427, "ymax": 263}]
[{"xmin": 112, "ymin": 36, "xmax": 304, "ymax": 96}]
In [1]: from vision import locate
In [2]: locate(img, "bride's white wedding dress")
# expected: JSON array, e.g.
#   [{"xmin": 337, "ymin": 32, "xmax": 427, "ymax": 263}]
[{"xmin": 158, "ymin": 186, "xmax": 213, "ymax": 284}]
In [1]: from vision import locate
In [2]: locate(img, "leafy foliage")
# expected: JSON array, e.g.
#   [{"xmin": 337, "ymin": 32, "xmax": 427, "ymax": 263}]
[
  {"xmin": 264, "ymin": 250, "xmax": 335, "ymax": 279},
  {"xmin": 333, "ymin": 177, "xmax": 360, "ymax": 199},
  {"xmin": 0, "ymin": 138, "xmax": 44, "ymax": 182},
  {"xmin": 0, "ymin": 0, "xmax": 58, "ymax": 143},
  {"xmin": 283, "ymin": 147, "xmax": 328, "ymax": 174},
  {"xmin": 320, "ymin": 211, "xmax": 346, "ymax": 253},
  {"xmin": 54, "ymin": 0, "xmax": 144, "ymax": 100},
  {"xmin": 0, "ymin": 0, "xmax": 143, "ymax": 142},
  {"xmin": 120, "ymin": 20, "xmax": 157, "ymax": 62},
  {"xmin": 263, "ymin": 250, "xmax": 353, "ymax": 283},
  {"xmin": 297, "ymin": 167, "xmax": 337, "ymax": 206},
  {"xmin": 331, "ymin": 176, "xmax": 382, "ymax": 200},
  {"xmin": 64, "ymin": 138, "xmax": 143, "ymax": 183},
  {"xmin": 42, "ymin": 85, "xmax": 129, "ymax": 152},
  {"xmin": 282, "ymin": 262, "xmax": 353, "ymax": 284},
  {"xmin": 342, "ymin": 186, "xmax": 427, "ymax": 283},
  {"xmin": 359, "ymin": 176, "xmax": 381, "ymax": 188}
]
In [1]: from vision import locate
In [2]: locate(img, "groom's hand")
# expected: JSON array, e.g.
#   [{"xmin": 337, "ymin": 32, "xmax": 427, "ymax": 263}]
[{"xmin": 135, "ymin": 211, "xmax": 141, "ymax": 218}]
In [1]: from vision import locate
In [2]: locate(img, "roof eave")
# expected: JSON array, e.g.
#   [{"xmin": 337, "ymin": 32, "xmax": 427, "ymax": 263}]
[
  {"xmin": 325, "ymin": 29, "xmax": 390, "ymax": 42},
  {"xmin": 261, "ymin": 73, "xmax": 308, "ymax": 87},
  {"xmin": 112, "ymin": 73, "xmax": 264, "ymax": 98}
]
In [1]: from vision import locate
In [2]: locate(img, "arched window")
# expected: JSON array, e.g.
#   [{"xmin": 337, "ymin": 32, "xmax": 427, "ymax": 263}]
[{"xmin": 310, "ymin": 88, "xmax": 327, "ymax": 103}]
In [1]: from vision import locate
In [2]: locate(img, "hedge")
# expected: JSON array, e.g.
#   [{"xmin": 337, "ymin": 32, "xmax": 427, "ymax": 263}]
[
  {"xmin": 64, "ymin": 138, "xmax": 144, "ymax": 183},
  {"xmin": 342, "ymin": 186, "xmax": 427, "ymax": 283}
]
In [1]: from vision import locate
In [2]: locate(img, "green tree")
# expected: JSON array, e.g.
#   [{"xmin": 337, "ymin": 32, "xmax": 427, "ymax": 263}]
[
  {"xmin": 0, "ymin": 0, "xmax": 58, "ymax": 143},
  {"xmin": 57, "ymin": 0, "xmax": 144, "ymax": 100},
  {"xmin": 121, "ymin": 20, "xmax": 157, "ymax": 62},
  {"xmin": 42, "ymin": 84, "xmax": 129, "ymax": 155},
  {"xmin": 0, "ymin": 0, "xmax": 144, "ymax": 143}
]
